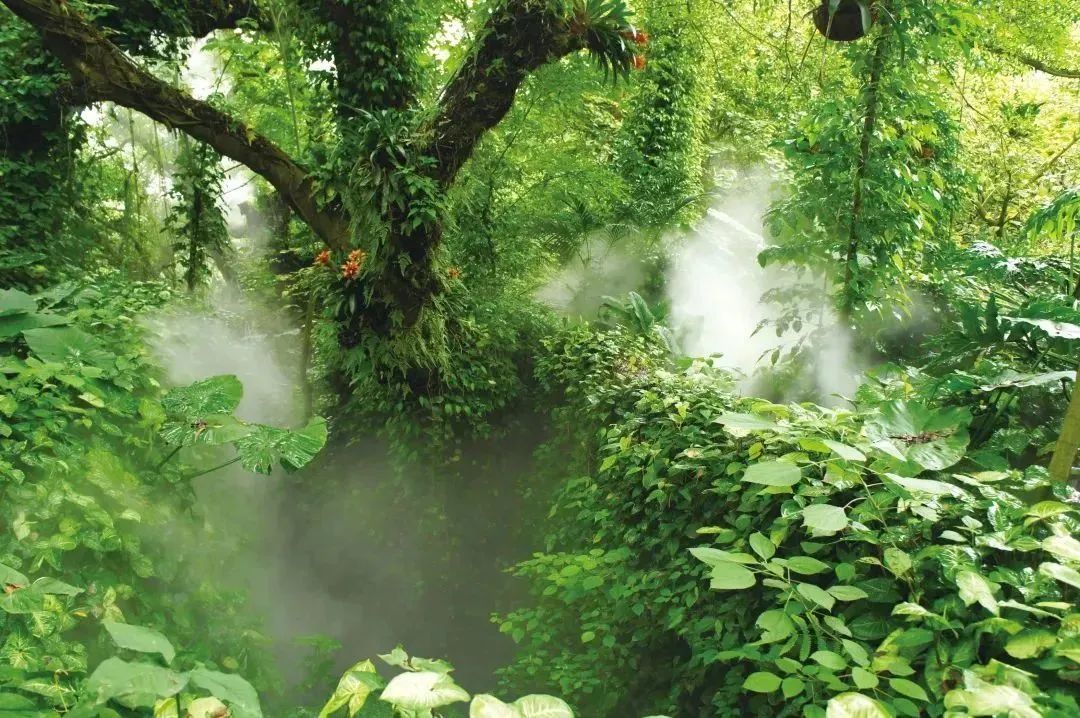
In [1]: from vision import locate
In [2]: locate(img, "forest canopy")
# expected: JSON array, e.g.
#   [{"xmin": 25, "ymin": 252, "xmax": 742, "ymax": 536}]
[{"xmin": 1, "ymin": 0, "xmax": 1080, "ymax": 717}]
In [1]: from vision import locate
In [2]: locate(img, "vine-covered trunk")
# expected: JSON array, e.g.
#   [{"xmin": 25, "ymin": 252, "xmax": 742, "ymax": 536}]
[
  {"xmin": 1049, "ymin": 365, "xmax": 1080, "ymax": 484},
  {"xmin": 842, "ymin": 30, "xmax": 889, "ymax": 318}
]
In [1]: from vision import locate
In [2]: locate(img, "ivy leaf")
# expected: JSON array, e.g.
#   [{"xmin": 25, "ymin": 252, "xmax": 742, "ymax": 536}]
[
  {"xmin": 235, "ymin": 418, "xmax": 328, "ymax": 474},
  {"xmin": 803, "ymin": 504, "xmax": 848, "ymax": 533},
  {"xmin": 742, "ymin": 672, "xmax": 781, "ymax": 693},
  {"xmin": 956, "ymin": 570, "xmax": 999, "ymax": 615},
  {"xmin": 852, "ymin": 668, "xmax": 878, "ymax": 689},
  {"xmin": 102, "ymin": 621, "xmax": 176, "ymax": 664},
  {"xmin": 84, "ymin": 658, "xmax": 188, "ymax": 709},
  {"xmin": 811, "ymin": 651, "xmax": 847, "ymax": 671},
  {"xmin": 708, "ymin": 562, "xmax": 756, "ymax": 590},
  {"xmin": 755, "ymin": 610, "xmax": 795, "ymax": 643},
  {"xmin": 743, "ymin": 461, "xmax": 801, "ymax": 487},
  {"xmin": 781, "ymin": 676, "xmax": 805, "ymax": 699}
]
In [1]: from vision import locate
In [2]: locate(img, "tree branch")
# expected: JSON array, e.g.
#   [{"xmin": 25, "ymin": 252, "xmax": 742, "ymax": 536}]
[
  {"xmin": 1, "ymin": 0, "xmax": 350, "ymax": 250},
  {"xmin": 424, "ymin": 0, "xmax": 587, "ymax": 187},
  {"xmin": 989, "ymin": 45, "xmax": 1080, "ymax": 80}
]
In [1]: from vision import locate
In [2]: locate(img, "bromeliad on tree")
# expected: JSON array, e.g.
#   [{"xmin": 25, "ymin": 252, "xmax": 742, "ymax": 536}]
[{"xmin": 0, "ymin": 0, "xmax": 648, "ymax": 336}]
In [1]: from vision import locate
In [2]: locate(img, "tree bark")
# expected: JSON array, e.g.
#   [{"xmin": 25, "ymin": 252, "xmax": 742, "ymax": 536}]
[
  {"xmin": 1049, "ymin": 367, "xmax": 1080, "ymax": 484},
  {"xmin": 841, "ymin": 30, "xmax": 888, "ymax": 319},
  {"xmin": 1, "ymin": 0, "xmax": 352, "ymax": 251}
]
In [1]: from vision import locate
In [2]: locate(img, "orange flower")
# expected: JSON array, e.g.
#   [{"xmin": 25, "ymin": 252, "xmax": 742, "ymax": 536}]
[
  {"xmin": 347, "ymin": 248, "xmax": 367, "ymax": 265},
  {"xmin": 341, "ymin": 260, "xmax": 361, "ymax": 280},
  {"xmin": 447, "ymin": 266, "xmax": 462, "ymax": 280},
  {"xmin": 315, "ymin": 249, "xmax": 331, "ymax": 266},
  {"xmin": 634, "ymin": 30, "xmax": 649, "ymax": 45},
  {"xmin": 631, "ymin": 54, "xmax": 646, "ymax": 71}
]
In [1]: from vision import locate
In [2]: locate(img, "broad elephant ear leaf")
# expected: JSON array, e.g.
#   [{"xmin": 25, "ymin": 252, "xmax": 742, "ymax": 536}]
[
  {"xmin": 23, "ymin": 326, "xmax": 113, "ymax": 368},
  {"xmin": 235, "ymin": 417, "xmax": 328, "ymax": 474},
  {"xmin": 862, "ymin": 400, "xmax": 970, "ymax": 472},
  {"xmin": 160, "ymin": 376, "xmax": 245, "ymax": 446},
  {"xmin": 188, "ymin": 668, "xmax": 262, "ymax": 718},
  {"xmin": 84, "ymin": 658, "xmax": 188, "ymax": 709}
]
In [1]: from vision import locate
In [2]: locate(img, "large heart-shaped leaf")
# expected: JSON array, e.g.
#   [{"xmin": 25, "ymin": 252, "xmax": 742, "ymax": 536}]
[
  {"xmin": 161, "ymin": 375, "xmax": 243, "ymax": 422},
  {"xmin": 0, "ymin": 289, "xmax": 35, "ymax": 317},
  {"xmin": 23, "ymin": 327, "xmax": 113, "ymax": 368},
  {"xmin": 235, "ymin": 418, "xmax": 328, "ymax": 474},
  {"xmin": 103, "ymin": 621, "xmax": 176, "ymax": 664},
  {"xmin": 379, "ymin": 671, "xmax": 469, "ymax": 710},
  {"xmin": 85, "ymin": 658, "xmax": 188, "ymax": 709},
  {"xmin": 189, "ymin": 668, "xmax": 262, "ymax": 718},
  {"xmin": 318, "ymin": 660, "xmax": 383, "ymax": 718},
  {"xmin": 863, "ymin": 400, "xmax": 970, "ymax": 472},
  {"xmin": 512, "ymin": 695, "xmax": 574, "ymax": 718}
]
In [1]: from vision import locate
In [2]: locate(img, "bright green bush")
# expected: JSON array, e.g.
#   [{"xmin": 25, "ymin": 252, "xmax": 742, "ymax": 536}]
[{"xmin": 499, "ymin": 327, "xmax": 1080, "ymax": 717}]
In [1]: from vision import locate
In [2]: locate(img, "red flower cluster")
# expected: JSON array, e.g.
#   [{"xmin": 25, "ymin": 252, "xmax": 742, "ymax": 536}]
[
  {"xmin": 621, "ymin": 27, "xmax": 649, "ymax": 45},
  {"xmin": 341, "ymin": 248, "xmax": 366, "ymax": 280},
  {"xmin": 314, "ymin": 249, "xmax": 331, "ymax": 266},
  {"xmin": 632, "ymin": 54, "xmax": 646, "ymax": 71},
  {"xmin": 447, "ymin": 266, "xmax": 462, "ymax": 280}
]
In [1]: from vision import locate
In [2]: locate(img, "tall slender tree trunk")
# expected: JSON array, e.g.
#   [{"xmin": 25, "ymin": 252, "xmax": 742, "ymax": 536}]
[
  {"xmin": 842, "ymin": 30, "xmax": 889, "ymax": 319},
  {"xmin": 1049, "ymin": 367, "xmax": 1080, "ymax": 484}
]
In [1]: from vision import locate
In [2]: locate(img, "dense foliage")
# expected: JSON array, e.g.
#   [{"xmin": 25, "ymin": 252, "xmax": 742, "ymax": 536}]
[{"xmin": 1, "ymin": 0, "xmax": 1079, "ymax": 716}]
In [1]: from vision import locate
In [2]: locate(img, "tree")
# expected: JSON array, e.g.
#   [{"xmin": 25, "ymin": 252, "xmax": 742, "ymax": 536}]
[{"xmin": 1, "ymin": 0, "xmax": 642, "ymax": 333}]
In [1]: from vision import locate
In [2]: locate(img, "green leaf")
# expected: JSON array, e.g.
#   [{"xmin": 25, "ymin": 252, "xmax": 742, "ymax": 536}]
[
  {"xmin": 189, "ymin": 668, "xmax": 262, "ymax": 718},
  {"xmin": 811, "ymin": 651, "xmax": 847, "ymax": 671},
  {"xmin": 822, "ymin": 439, "xmax": 865, "ymax": 462},
  {"xmin": 825, "ymin": 692, "xmax": 891, "ymax": 718},
  {"xmin": 749, "ymin": 532, "xmax": 775, "ymax": 560},
  {"xmin": 828, "ymin": 585, "xmax": 868, "ymax": 601},
  {"xmin": 235, "ymin": 417, "xmax": 328, "ymax": 474},
  {"xmin": 85, "ymin": 658, "xmax": 188, "ymax": 709},
  {"xmin": 803, "ymin": 504, "xmax": 848, "ymax": 533},
  {"xmin": 161, "ymin": 375, "xmax": 243, "ymax": 422},
  {"xmin": 781, "ymin": 676, "xmax": 805, "ymax": 699},
  {"xmin": 689, "ymin": 547, "xmax": 757, "ymax": 566},
  {"xmin": 743, "ymin": 461, "xmax": 801, "ymax": 487},
  {"xmin": 944, "ymin": 676, "xmax": 1039, "ymax": 718},
  {"xmin": 23, "ymin": 327, "xmax": 112, "ymax": 367},
  {"xmin": 863, "ymin": 401, "xmax": 970, "ymax": 472},
  {"xmin": 797, "ymin": 583, "xmax": 836, "ymax": 611},
  {"xmin": 1043, "ymin": 534, "xmax": 1080, "ymax": 562},
  {"xmin": 889, "ymin": 678, "xmax": 928, "ymax": 701},
  {"xmin": 756, "ymin": 610, "xmax": 795, "ymax": 643},
  {"xmin": 102, "ymin": 621, "xmax": 176, "ymax": 664},
  {"xmin": 716, "ymin": 413, "xmax": 779, "ymax": 432},
  {"xmin": 511, "ymin": 694, "xmax": 574, "ymax": 718},
  {"xmin": 852, "ymin": 668, "xmax": 878, "ymax": 689},
  {"xmin": 708, "ymin": 562, "xmax": 756, "ymax": 590},
  {"xmin": 0, "ymin": 563, "xmax": 28, "ymax": 587},
  {"xmin": 318, "ymin": 660, "xmax": 382, "ymax": 718},
  {"xmin": 0, "ymin": 311, "xmax": 69, "ymax": 339},
  {"xmin": 883, "ymin": 548, "xmax": 912, "ymax": 577},
  {"xmin": 470, "ymin": 694, "xmax": 521, "ymax": 718},
  {"xmin": 1039, "ymin": 562, "xmax": 1080, "ymax": 591},
  {"xmin": 0, "ymin": 289, "xmax": 36, "ymax": 317},
  {"xmin": 787, "ymin": 556, "xmax": 831, "ymax": 575},
  {"xmin": 742, "ymin": 672, "xmax": 782, "ymax": 693},
  {"xmin": 160, "ymin": 413, "xmax": 252, "ymax": 448},
  {"xmin": 379, "ymin": 671, "xmax": 469, "ymax": 711},
  {"xmin": 956, "ymin": 570, "xmax": 998, "ymax": 615},
  {"xmin": 1005, "ymin": 629, "xmax": 1057, "ymax": 659}
]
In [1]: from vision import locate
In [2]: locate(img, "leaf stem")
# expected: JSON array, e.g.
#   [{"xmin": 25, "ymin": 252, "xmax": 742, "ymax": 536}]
[{"xmin": 184, "ymin": 456, "xmax": 241, "ymax": 481}]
